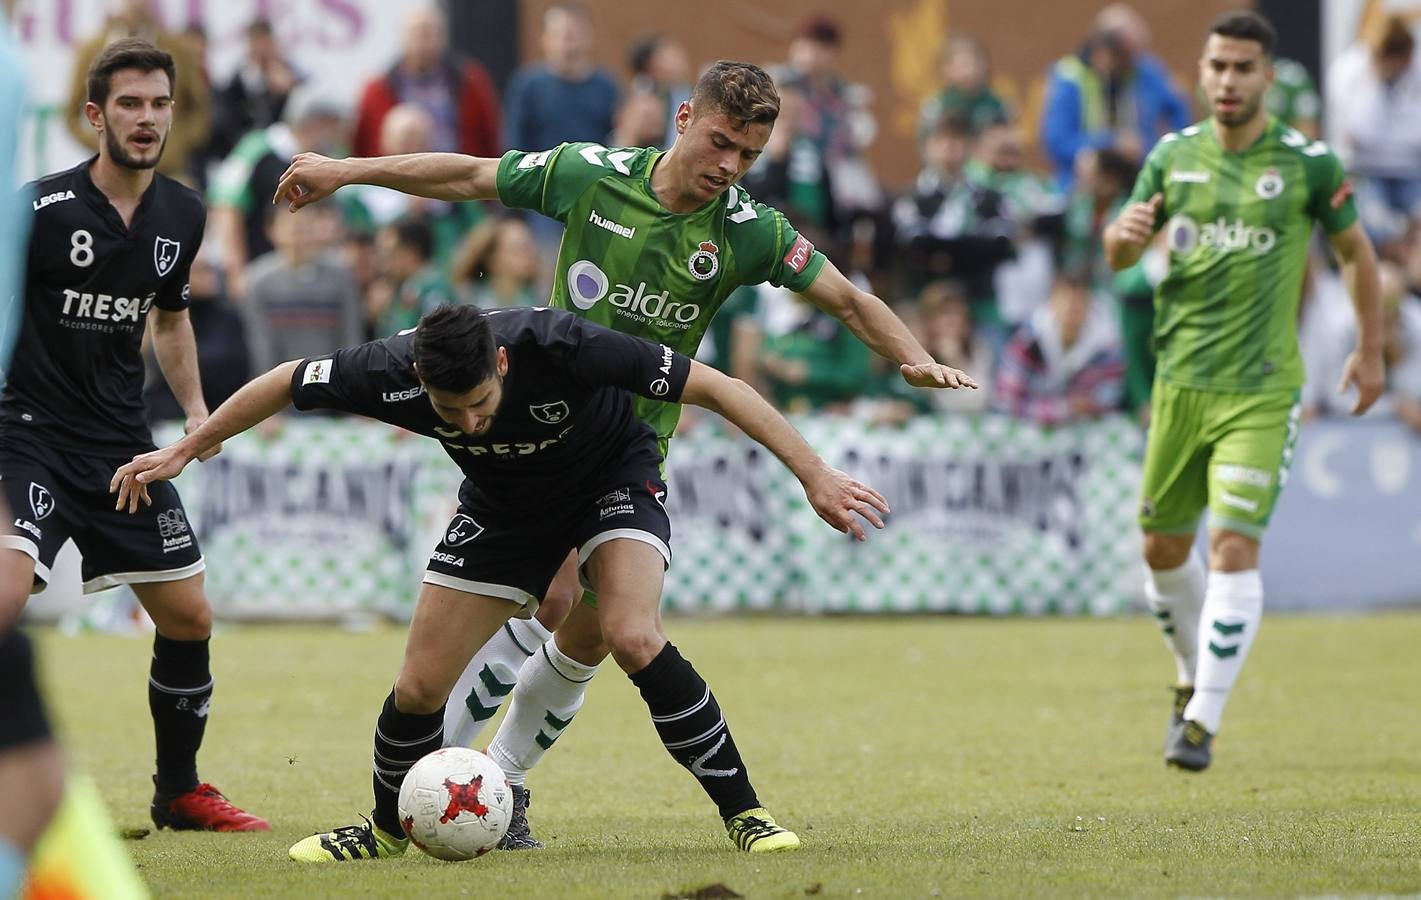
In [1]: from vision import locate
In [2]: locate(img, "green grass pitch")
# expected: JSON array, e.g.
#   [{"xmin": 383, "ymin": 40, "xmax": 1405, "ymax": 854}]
[{"xmin": 32, "ymin": 614, "xmax": 1421, "ymax": 898}]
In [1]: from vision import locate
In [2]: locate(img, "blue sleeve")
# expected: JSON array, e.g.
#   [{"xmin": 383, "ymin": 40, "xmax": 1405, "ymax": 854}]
[
  {"xmin": 502, "ymin": 69, "xmax": 532, "ymax": 152},
  {"xmin": 599, "ymin": 73, "xmax": 621, "ymax": 143},
  {"xmin": 1040, "ymin": 70, "xmax": 1103, "ymax": 182},
  {"xmin": 0, "ymin": 23, "xmax": 30, "ymax": 378},
  {"xmin": 1137, "ymin": 55, "xmax": 1191, "ymax": 133}
]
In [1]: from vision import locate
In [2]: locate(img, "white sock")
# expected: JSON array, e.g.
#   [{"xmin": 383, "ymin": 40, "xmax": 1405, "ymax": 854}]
[
  {"xmin": 1144, "ymin": 550, "xmax": 1207, "ymax": 685},
  {"xmin": 1183, "ymin": 569, "xmax": 1263, "ymax": 734},
  {"xmin": 486, "ymin": 636, "xmax": 597, "ymax": 785},
  {"xmin": 442, "ymin": 617, "xmax": 553, "ymax": 749}
]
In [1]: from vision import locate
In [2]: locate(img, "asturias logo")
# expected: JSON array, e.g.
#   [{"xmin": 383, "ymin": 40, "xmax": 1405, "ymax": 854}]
[{"xmin": 565, "ymin": 259, "xmax": 701, "ymax": 327}]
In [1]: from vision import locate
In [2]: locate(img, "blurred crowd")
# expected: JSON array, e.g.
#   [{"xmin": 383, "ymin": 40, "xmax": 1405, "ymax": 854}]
[{"xmin": 75, "ymin": 0, "xmax": 1421, "ymax": 434}]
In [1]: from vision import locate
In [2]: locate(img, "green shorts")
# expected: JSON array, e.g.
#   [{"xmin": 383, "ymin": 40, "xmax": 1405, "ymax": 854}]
[
  {"xmin": 581, "ymin": 433, "xmax": 671, "ymax": 609},
  {"xmin": 1138, "ymin": 382, "xmax": 1301, "ymax": 539}
]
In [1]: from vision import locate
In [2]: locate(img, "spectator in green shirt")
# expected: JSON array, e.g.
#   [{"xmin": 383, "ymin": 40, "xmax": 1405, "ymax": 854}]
[
  {"xmin": 920, "ymin": 34, "xmax": 1010, "ymax": 138},
  {"xmin": 369, "ymin": 218, "xmax": 458, "ymax": 338}
]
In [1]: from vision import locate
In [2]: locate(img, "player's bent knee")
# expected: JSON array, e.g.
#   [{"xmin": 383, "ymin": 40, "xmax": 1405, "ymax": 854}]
[
  {"xmin": 1209, "ymin": 530, "xmax": 1259, "ymax": 572},
  {"xmin": 601, "ymin": 623, "xmax": 664, "ymax": 672},
  {"xmin": 535, "ymin": 584, "xmax": 578, "ymax": 629},
  {"xmin": 392, "ymin": 674, "xmax": 448, "ymax": 717},
  {"xmin": 1142, "ymin": 532, "xmax": 1194, "ymax": 570},
  {"xmin": 147, "ymin": 596, "xmax": 213, "ymax": 641}
]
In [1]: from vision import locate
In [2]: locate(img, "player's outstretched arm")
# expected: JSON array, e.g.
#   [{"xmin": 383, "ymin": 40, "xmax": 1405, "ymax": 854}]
[
  {"xmin": 799, "ymin": 260, "xmax": 978, "ymax": 390},
  {"xmin": 679, "ymin": 361, "xmax": 890, "ymax": 540},
  {"xmin": 110, "ymin": 360, "xmax": 302, "ymax": 513},
  {"xmin": 1104, "ymin": 193, "xmax": 1163, "ymax": 271},
  {"xmin": 1329, "ymin": 221, "xmax": 1386, "ymax": 415},
  {"xmin": 273, "ymin": 152, "xmax": 501, "ymax": 212}
]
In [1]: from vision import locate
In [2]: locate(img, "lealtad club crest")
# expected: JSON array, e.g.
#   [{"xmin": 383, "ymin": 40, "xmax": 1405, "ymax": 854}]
[{"xmin": 154, "ymin": 237, "xmax": 181, "ymax": 277}]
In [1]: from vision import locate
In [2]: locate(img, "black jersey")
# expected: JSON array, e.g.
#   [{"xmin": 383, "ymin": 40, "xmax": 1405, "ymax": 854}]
[
  {"xmin": 291, "ymin": 307, "xmax": 694, "ymax": 509},
  {"xmin": 1, "ymin": 157, "xmax": 204, "ymax": 455}
]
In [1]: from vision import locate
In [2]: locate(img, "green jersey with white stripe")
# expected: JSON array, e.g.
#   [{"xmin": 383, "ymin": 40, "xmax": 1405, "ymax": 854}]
[
  {"xmin": 1129, "ymin": 117, "xmax": 1357, "ymax": 393},
  {"xmin": 496, "ymin": 142, "xmax": 828, "ymax": 440}
]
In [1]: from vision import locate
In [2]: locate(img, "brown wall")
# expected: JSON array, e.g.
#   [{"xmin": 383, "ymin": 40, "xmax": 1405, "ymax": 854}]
[{"xmin": 521, "ymin": 0, "xmax": 1249, "ymax": 188}]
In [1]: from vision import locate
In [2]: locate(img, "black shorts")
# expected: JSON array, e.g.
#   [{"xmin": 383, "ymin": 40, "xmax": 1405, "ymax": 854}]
[
  {"xmin": 0, "ymin": 436, "xmax": 204, "ymax": 594},
  {"xmin": 0, "ymin": 629, "xmax": 53, "ymax": 749},
  {"xmin": 423, "ymin": 447, "xmax": 671, "ymax": 616}
]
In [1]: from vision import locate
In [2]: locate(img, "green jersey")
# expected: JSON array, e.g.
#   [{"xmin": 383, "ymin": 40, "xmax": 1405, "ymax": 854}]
[
  {"xmin": 1129, "ymin": 117, "xmax": 1357, "ymax": 393},
  {"xmin": 496, "ymin": 142, "xmax": 829, "ymax": 439}
]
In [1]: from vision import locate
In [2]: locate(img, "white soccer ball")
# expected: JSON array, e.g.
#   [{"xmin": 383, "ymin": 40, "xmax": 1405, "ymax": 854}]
[{"xmin": 396, "ymin": 747, "xmax": 512, "ymax": 861}]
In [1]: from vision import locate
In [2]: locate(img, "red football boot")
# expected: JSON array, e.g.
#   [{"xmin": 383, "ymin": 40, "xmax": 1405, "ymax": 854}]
[{"xmin": 151, "ymin": 783, "xmax": 270, "ymax": 832}]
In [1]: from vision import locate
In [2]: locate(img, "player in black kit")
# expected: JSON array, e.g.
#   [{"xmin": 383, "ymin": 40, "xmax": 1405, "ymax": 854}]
[
  {"xmin": 0, "ymin": 39, "xmax": 267, "ymax": 832},
  {"xmin": 112, "ymin": 304, "xmax": 891, "ymax": 860}
]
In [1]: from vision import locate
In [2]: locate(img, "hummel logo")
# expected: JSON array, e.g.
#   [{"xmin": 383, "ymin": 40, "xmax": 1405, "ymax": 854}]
[{"xmin": 589, "ymin": 209, "xmax": 635, "ymax": 240}]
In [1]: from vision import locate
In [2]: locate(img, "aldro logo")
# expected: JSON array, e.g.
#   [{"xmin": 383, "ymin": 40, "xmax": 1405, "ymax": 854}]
[
  {"xmin": 566, "ymin": 260, "xmax": 701, "ymax": 329},
  {"xmin": 1167, "ymin": 214, "xmax": 1276, "ymax": 256}
]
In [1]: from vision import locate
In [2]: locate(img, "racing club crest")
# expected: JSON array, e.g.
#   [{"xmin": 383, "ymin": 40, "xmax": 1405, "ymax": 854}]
[
  {"xmin": 688, "ymin": 241, "xmax": 719, "ymax": 281},
  {"xmin": 1255, "ymin": 168, "xmax": 1284, "ymax": 200},
  {"xmin": 154, "ymin": 236, "xmax": 181, "ymax": 277}
]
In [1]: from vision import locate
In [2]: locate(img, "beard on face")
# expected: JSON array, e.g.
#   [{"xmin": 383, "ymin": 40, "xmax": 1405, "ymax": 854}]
[
  {"xmin": 103, "ymin": 123, "xmax": 166, "ymax": 171},
  {"xmin": 1216, "ymin": 93, "xmax": 1262, "ymax": 127}
]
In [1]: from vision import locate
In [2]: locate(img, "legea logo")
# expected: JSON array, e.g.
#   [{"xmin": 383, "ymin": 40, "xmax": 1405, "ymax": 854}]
[
  {"xmin": 1167, "ymin": 214, "xmax": 1276, "ymax": 255},
  {"xmin": 565, "ymin": 259, "xmax": 701, "ymax": 326}
]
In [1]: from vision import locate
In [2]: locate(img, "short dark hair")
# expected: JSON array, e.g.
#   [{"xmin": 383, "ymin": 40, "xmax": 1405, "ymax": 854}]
[
  {"xmin": 691, "ymin": 61, "xmax": 780, "ymax": 126},
  {"xmin": 86, "ymin": 38, "xmax": 176, "ymax": 107},
  {"xmin": 1376, "ymin": 15, "xmax": 1415, "ymax": 60},
  {"xmin": 1094, "ymin": 148, "xmax": 1139, "ymax": 189},
  {"xmin": 1208, "ymin": 10, "xmax": 1276, "ymax": 57},
  {"xmin": 413, "ymin": 305, "xmax": 499, "ymax": 393},
  {"xmin": 627, "ymin": 33, "xmax": 660, "ymax": 77},
  {"xmin": 247, "ymin": 17, "xmax": 275, "ymax": 38},
  {"xmin": 390, "ymin": 218, "xmax": 435, "ymax": 262},
  {"xmin": 798, "ymin": 14, "xmax": 842, "ymax": 47}
]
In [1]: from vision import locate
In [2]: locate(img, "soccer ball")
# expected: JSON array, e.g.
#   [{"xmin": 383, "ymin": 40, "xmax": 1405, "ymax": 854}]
[{"xmin": 397, "ymin": 747, "xmax": 513, "ymax": 860}]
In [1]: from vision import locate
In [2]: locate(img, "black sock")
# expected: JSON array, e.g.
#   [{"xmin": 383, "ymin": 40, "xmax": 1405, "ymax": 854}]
[
  {"xmin": 629, "ymin": 642, "xmax": 758, "ymax": 820},
  {"xmin": 149, "ymin": 634, "xmax": 212, "ymax": 797},
  {"xmin": 371, "ymin": 690, "xmax": 444, "ymax": 837}
]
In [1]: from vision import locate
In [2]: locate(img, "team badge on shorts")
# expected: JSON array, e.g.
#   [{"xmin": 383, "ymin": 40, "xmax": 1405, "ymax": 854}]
[
  {"xmin": 688, "ymin": 241, "xmax": 719, "ymax": 281},
  {"xmin": 154, "ymin": 236, "xmax": 181, "ymax": 277},
  {"xmin": 529, "ymin": 401, "xmax": 570, "ymax": 424},
  {"xmin": 1255, "ymin": 168, "xmax": 1284, "ymax": 200},
  {"xmin": 444, "ymin": 514, "xmax": 484, "ymax": 547},
  {"xmin": 29, "ymin": 483, "xmax": 53, "ymax": 521}
]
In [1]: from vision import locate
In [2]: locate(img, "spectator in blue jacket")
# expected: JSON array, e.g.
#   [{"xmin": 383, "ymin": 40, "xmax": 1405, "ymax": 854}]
[{"xmin": 1040, "ymin": 19, "xmax": 1189, "ymax": 190}]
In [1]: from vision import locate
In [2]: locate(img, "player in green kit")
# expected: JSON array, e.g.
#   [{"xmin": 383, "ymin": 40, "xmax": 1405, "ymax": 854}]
[
  {"xmin": 274, "ymin": 61, "xmax": 975, "ymax": 850},
  {"xmin": 1104, "ymin": 11, "xmax": 1383, "ymax": 772}
]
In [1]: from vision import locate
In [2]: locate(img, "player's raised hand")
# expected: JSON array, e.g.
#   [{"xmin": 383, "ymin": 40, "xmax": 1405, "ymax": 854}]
[
  {"xmin": 1340, "ymin": 348, "xmax": 1385, "ymax": 415},
  {"xmin": 110, "ymin": 446, "xmax": 193, "ymax": 514},
  {"xmin": 273, "ymin": 152, "xmax": 346, "ymax": 212},
  {"xmin": 802, "ymin": 466, "xmax": 890, "ymax": 541},
  {"xmin": 900, "ymin": 361, "xmax": 978, "ymax": 390},
  {"xmin": 1114, "ymin": 192, "xmax": 1163, "ymax": 246}
]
